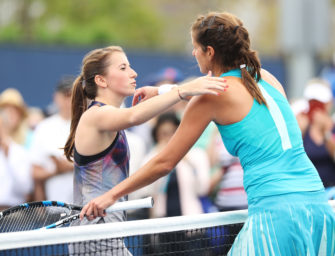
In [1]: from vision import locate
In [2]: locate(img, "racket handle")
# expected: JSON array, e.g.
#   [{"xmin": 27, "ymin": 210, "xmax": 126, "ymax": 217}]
[{"xmin": 105, "ymin": 197, "xmax": 154, "ymax": 214}]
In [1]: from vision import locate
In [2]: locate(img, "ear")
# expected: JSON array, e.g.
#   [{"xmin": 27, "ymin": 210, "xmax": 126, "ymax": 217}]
[
  {"xmin": 206, "ymin": 46, "xmax": 215, "ymax": 60},
  {"xmin": 94, "ymin": 75, "xmax": 107, "ymax": 88}
]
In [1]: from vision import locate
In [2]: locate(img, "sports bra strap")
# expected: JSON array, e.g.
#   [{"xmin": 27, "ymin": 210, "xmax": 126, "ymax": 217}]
[{"xmin": 88, "ymin": 100, "xmax": 106, "ymax": 108}]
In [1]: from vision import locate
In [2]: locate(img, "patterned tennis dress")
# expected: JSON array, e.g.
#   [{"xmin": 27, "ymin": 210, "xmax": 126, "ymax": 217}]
[{"xmin": 71, "ymin": 101, "xmax": 131, "ymax": 256}]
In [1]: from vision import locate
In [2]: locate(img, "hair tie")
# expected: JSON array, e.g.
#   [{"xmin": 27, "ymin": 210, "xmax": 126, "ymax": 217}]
[
  {"xmin": 240, "ymin": 64, "xmax": 246, "ymax": 69},
  {"xmin": 200, "ymin": 16, "xmax": 216, "ymax": 29},
  {"xmin": 208, "ymin": 15, "xmax": 216, "ymax": 27},
  {"xmin": 200, "ymin": 19, "xmax": 205, "ymax": 28},
  {"xmin": 79, "ymin": 75, "xmax": 86, "ymax": 89},
  {"xmin": 233, "ymin": 25, "xmax": 239, "ymax": 33}
]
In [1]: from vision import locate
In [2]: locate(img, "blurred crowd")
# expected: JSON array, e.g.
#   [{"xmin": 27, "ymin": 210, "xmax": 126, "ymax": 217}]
[{"xmin": 1, "ymin": 62, "xmax": 335, "ymax": 218}]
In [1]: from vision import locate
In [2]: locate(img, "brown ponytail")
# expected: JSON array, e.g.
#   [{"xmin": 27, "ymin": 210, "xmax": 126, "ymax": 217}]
[
  {"xmin": 240, "ymin": 49, "xmax": 267, "ymax": 106},
  {"xmin": 64, "ymin": 75, "xmax": 87, "ymax": 161},
  {"xmin": 64, "ymin": 46, "xmax": 124, "ymax": 161},
  {"xmin": 191, "ymin": 12, "xmax": 267, "ymax": 106}
]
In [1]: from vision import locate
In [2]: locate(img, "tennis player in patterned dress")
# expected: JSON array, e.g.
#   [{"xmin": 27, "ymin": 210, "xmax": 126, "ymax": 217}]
[
  {"xmin": 80, "ymin": 13, "xmax": 335, "ymax": 255},
  {"xmin": 63, "ymin": 46, "xmax": 226, "ymax": 255}
]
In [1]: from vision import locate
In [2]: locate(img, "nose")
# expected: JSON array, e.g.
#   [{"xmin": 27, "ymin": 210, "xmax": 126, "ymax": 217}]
[
  {"xmin": 130, "ymin": 68, "xmax": 137, "ymax": 78},
  {"xmin": 192, "ymin": 49, "xmax": 196, "ymax": 56}
]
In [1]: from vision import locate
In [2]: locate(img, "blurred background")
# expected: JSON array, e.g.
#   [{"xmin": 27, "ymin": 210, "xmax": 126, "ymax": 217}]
[
  {"xmin": 0, "ymin": 0, "xmax": 334, "ymax": 110},
  {"xmin": 1, "ymin": 0, "xmax": 335, "ymax": 225}
]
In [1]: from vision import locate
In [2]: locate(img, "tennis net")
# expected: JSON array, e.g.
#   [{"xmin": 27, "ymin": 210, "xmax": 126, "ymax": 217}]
[{"xmin": 0, "ymin": 201, "xmax": 334, "ymax": 256}]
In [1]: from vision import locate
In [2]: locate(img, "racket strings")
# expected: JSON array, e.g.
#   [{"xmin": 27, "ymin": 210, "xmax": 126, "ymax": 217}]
[{"xmin": 0, "ymin": 206, "xmax": 72, "ymax": 233}]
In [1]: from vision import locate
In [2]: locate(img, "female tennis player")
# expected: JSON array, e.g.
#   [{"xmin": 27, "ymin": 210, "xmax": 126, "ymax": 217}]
[
  {"xmin": 80, "ymin": 13, "xmax": 335, "ymax": 255},
  {"xmin": 63, "ymin": 45, "xmax": 226, "ymax": 225},
  {"xmin": 63, "ymin": 46, "xmax": 226, "ymax": 254}
]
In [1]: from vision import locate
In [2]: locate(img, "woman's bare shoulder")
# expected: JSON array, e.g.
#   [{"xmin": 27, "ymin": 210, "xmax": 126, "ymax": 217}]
[{"xmin": 260, "ymin": 69, "xmax": 287, "ymax": 98}]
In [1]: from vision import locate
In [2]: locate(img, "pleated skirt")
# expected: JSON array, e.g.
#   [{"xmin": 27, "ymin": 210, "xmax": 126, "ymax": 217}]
[{"xmin": 228, "ymin": 190, "xmax": 335, "ymax": 256}]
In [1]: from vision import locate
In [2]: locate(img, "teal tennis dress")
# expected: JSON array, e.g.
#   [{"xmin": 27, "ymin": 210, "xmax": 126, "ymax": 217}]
[{"xmin": 215, "ymin": 69, "xmax": 335, "ymax": 255}]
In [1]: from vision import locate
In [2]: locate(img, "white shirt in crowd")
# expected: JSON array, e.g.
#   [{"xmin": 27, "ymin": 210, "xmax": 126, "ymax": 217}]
[
  {"xmin": 29, "ymin": 114, "xmax": 73, "ymax": 203},
  {"xmin": 0, "ymin": 140, "xmax": 32, "ymax": 206}
]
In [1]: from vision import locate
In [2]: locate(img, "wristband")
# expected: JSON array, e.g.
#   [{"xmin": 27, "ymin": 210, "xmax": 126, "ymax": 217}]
[{"xmin": 158, "ymin": 84, "xmax": 177, "ymax": 95}]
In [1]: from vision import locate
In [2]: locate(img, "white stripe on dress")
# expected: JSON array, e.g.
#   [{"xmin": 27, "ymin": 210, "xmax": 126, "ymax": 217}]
[
  {"xmin": 318, "ymin": 215, "xmax": 327, "ymax": 256},
  {"xmin": 258, "ymin": 86, "xmax": 292, "ymax": 150},
  {"xmin": 248, "ymin": 217, "xmax": 255, "ymax": 256},
  {"xmin": 264, "ymin": 212, "xmax": 276, "ymax": 256}
]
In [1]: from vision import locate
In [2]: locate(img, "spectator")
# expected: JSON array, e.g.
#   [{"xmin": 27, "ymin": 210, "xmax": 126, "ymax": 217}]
[
  {"xmin": 27, "ymin": 107, "xmax": 45, "ymax": 131},
  {"xmin": 209, "ymin": 131, "xmax": 248, "ymax": 211},
  {"xmin": 29, "ymin": 76, "xmax": 74, "ymax": 202},
  {"xmin": 0, "ymin": 114, "xmax": 32, "ymax": 210},
  {"xmin": 0, "ymin": 88, "xmax": 31, "ymax": 149},
  {"xmin": 295, "ymin": 79, "xmax": 335, "ymax": 191}
]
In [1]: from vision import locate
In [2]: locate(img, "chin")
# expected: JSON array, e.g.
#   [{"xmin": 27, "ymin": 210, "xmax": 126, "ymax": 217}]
[
  {"xmin": 197, "ymin": 65, "xmax": 207, "ymax": 74},
  {"xmin": 200, "ymin": 68, "xmax": 208, "ymax": 75},
  {"xmin": 128, "ymin": 89, "xmax": 136, "ymax": 96}
]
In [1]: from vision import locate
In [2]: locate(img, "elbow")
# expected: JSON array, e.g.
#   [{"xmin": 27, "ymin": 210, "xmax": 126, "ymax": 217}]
[
  {"xmin": 155, "ymin": 157, "xmax": 175, "ymax": 178},
  {"xmin": 128, "ymin": 112, "xmax": 143, "ymax": 126},
  {"xmin": 159, "ymin": 165, "xmax": 172, "ymax": 177}
]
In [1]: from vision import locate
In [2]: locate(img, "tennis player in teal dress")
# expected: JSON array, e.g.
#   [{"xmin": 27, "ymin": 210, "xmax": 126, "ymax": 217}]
[
  {"xmin": 218, "ymin": 69, "xmax": 335, "ymax": 255},
  {"xmin": 81, "ymin": 12, "xmax": 335, "ymax": 255}
]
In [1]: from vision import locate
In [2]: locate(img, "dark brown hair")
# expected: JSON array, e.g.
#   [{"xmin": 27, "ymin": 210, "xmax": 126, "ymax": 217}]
[
  {"xmin": 64, "ymin": 46, "xmax": 124, "ymax": 161},
  {"xmin": 191, "ymin": 12, "xmax": 267, "ymax": 106}
]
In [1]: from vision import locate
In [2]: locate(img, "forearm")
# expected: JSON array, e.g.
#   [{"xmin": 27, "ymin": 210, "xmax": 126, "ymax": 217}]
[
  {"xmin": 32, "ymin": 165, "xmax": 54, "ymax": 181},
  {"xmin": 130, "ymin": 88, "xmax": 181, "ymax": 125},
  {"xmin": 54, "ymin": 158, "xmax": 74, "ymax": 174},
  {"xmin": 109, "ymin": 156, "xmax": 172, "ymax": 201}
]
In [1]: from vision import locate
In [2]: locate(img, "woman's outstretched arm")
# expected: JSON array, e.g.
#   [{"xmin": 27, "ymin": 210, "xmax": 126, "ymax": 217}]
[
  {"xmin": 91, "ymin": 73, "xmax": 226, "ymax": 132},
  {"xmin": 80, "ymin": 93, "xmax": 217, "ymax": 219}
]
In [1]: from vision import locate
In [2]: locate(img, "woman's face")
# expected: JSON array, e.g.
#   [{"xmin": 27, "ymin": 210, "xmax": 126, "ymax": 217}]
[
  {"xmin": 103, "ymin": 52, "xmax": 138, "ymax": 97},
  {"xmin": 191, "ymin": 33, "xmax": 210, "ymax": 74}
]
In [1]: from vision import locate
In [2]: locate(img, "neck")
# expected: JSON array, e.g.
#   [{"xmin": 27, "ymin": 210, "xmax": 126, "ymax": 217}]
[
  {"xmin": 94, "ymin": 95, "xmax": 124, "ymax": 108},
  {"xmin": 215, "ymin": 67, "xmax": 241, "ymax": 76},
  {"xmin": 212, "ymin": 65, "xmax": 228, "ymax": 77}
]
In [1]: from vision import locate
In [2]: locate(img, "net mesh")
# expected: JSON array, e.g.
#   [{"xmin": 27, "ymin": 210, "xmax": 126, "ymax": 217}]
[
  {"xmin": 0, "ymin": 201, "xmax": 334, "ymax": 256},
  {"xmin": 0, "ymin": 223, "xmax": 243, "ymax": 256}
]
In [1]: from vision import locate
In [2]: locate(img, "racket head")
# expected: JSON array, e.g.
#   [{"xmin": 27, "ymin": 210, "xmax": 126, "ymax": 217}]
[{"xmin": 0, "ymin": 201, "xmax": 81, "ymax": 233}]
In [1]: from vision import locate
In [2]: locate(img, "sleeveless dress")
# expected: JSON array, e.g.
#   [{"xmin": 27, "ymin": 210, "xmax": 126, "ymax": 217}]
[
  {"xmin": 70, "ymin": 101, "xmax": 131, "ymax": 256},
  {"xmin": 215, "ymin": 69, "xmax": 335, "ymax": 256}
]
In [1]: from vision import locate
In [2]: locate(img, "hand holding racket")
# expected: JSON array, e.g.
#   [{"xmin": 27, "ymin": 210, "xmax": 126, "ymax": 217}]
[{"xmin": 80, "ymin": 191, "xmax": 122, "ymax": 221}]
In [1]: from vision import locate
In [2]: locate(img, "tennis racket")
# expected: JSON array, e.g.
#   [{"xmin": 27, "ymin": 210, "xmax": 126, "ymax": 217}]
[{"xmin": 0, "ymin": 197, "xmax": 153, "ymax": 233}]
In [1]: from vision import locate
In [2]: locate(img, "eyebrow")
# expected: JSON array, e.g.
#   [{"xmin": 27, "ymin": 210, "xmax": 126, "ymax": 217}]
[{"xmin": 118, "ymin": 63, "xmax": 129, "ymax": 68}]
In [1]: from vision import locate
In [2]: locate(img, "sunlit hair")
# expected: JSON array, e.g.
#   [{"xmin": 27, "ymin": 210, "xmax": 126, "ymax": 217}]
[
  {"xmin": 64, "ymin": 46, "xmax": 124, "ymax": 161},
  {"xmin": 191, "ymin": 12, "xmax": 267, "ymax": 106}
]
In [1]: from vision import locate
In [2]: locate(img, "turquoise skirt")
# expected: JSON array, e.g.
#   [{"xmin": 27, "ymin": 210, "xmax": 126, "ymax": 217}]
[{"xmin": 228, "ymin": 190, "xmax": 335, "ymax": 256}]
